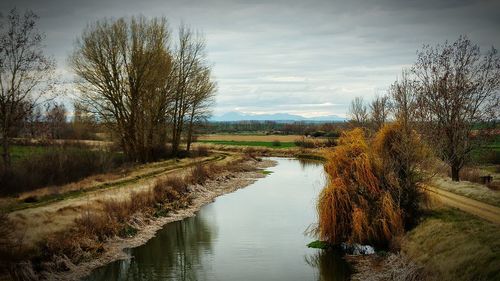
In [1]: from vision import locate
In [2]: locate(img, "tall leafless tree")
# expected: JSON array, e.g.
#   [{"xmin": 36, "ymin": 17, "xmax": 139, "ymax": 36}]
[
  {"xmin": 0, "ymin": 9, "xmax": 55, "ymax": 167},
  {"xmin": 348, "ymin": 96, "xmax": 368, "ymax": 127},
  {"xmin": 412, "ymin": 36, "xmax": 500, "ymax": 181},
  {"xmin": 185, "ymin": 66, "xmax": 216, "ymax": 152},
  {"xmin": 170, "ymin": 25, "xmax": 208, "ymax": 155},
  {"xmin": 389, "ymin": 70, "xmax": 419, "ymax": 129},
  {"xmin": 45, "ymin": 102, "xmax": 67, "ymax": 139},
  {"xmin": 369, "ymin": 94, "xmax": 390, "ymax": 130},
  {"xmin": 71, "ymin": 16, "xmax": 173, "ymax": 162}
]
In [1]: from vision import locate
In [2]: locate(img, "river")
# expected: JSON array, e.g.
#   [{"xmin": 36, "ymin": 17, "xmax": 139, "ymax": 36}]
[{"xmin": 83, "ymin": 158, "xmax": 350, "ymax": 281}]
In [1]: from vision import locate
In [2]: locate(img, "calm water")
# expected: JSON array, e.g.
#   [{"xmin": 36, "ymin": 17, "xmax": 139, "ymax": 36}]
[{"xmin": 84, "ymin": 158, "xmax": 350, "ymax": 281}]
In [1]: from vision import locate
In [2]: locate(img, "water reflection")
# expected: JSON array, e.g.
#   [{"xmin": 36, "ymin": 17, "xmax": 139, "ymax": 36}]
[
  {"xmin": 86, "ymin": 209, "xmax": 216, "ymax": 280},
  {"xmin": 85, "ymin": 158, "xmax": 350, "ymax": 281},
  {"xmin": 298, "ymin": 158, "xmax": 323, "ymax": 170},
  {"xmin": 305, "ymin": 250, "xmax": 351, "ymax": 281}
]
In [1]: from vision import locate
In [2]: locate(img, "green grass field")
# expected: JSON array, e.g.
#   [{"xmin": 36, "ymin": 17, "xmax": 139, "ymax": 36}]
[
  {"xmin": 197, "ymin": 140, "xmax": 297, "ymax": 148},
  {"xmin": 10, "ymin": 145, "xmax": 50, "ymax": 163}
]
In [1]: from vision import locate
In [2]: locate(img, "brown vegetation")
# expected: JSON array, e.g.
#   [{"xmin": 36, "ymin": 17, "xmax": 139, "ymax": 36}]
[
  {"xmin": 1, "ymin": 157, "xmax": 259, "ymax": 279},
  {"xmin": 316, "ymin": 124, "xmax": 428, "ymax": 247}
]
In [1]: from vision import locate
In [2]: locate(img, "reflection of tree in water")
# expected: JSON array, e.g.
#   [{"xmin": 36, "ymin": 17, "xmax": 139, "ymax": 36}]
[
  {"xmin": 305, "ymin": 249, "xmax": 351, "ymax": 281},
  {"xmin": 85, "ymin": 207, "xmax": 217, "ymax": 281},
  {"xmin": 298, "ymin": 158, "xmax": 322, "ymax": 171}
]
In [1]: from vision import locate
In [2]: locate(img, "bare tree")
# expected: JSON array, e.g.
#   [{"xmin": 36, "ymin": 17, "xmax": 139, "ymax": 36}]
[
  {"xmin": 170, "ymin": 25, "xmax": 207, "ymax": 156},
  {"xmin": 0, "ymin": 9, "xmax": 55, "ymax": 167},
  {"xmin": 185, "ymin": 66, "xmax": 216, "ymax": 152},
  {"xmin": 71, "ymin": 16, "xmax": 173, "ymax": 162},
  {"xmin": 389, "ymin": 70, "xmax": 419, "ymax": 129},
  {"xmin": 24, "ymin": 105, "xmax": 44, "ymax": 138},
  {"xmin": 72, "ymin": 101, "xmax": 97, "ymax": 140},
  {"xmin": 369, "ymin": 94, "xmax": 390, "ymax": 130},
  {"xmin": 348, "ymin": 96, "xmax": 368, "ymax": 127},
  {"xmin": 45, "ymin": 102, "xmax": 67, "ymax": 139},
  {"xmin": 412, "ymin": 36, "xmax": 500, "ymax": 181}
]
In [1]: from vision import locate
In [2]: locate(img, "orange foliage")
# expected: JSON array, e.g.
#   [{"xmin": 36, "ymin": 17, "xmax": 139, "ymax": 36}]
[
  {"xmin": 317, "ymin": 124, "xmax": 426, "ymax": 247},
  {"xmin": 324, "ymin": 129, "xmax": 379, "ymax": 194}
]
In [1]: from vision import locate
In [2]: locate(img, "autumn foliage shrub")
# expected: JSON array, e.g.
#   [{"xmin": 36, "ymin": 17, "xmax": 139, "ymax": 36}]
[{"xmin": 316, "ymin": 124, "xmax": 428, "ymax": 247}]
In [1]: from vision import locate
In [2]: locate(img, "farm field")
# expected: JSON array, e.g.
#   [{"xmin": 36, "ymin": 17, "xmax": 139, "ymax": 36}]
[
  {"xmin": 197, "ymin": 140, "xmax": 297, "ymax": 148},
  {"xmin": 10, "ymin": 145, "xmax": 50, "ymax": 162},
  {"xmin": 197, "ymin": 134, "xmax": 308, "ymax": 142}
]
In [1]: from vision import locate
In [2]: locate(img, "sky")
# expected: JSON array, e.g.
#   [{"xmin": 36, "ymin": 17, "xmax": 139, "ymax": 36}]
[{"xmin": 2, "ymin": 0, "xmax": 500, "ymax": 118}]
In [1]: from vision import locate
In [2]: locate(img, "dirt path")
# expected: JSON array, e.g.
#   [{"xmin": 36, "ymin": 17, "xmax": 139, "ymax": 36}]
[
  {"xmin": 426, "ymin": 185, "xmax": 500, "ymax": 225},
  {"xmin": 7, "ymin": 152, "xmax": 237, "ymax": 248}
]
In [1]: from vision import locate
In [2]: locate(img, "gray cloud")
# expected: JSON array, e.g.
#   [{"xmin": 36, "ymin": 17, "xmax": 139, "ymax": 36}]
[{"xmin": 2, "ymin": 0, "xmax": 499, "ymax": 117}]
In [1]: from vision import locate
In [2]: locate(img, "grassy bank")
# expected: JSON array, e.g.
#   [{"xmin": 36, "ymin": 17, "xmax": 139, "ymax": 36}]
[
  {"xmin": 0, "ymin": 156, "xmax": 263, "ymax": 279},
  {"xmin": 403, "ymin": 207, "xmax": 500, "ymax": 281}
]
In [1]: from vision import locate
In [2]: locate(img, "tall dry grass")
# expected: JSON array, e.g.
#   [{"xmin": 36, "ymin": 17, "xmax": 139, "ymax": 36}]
[{"xmin": 10, "ymin": 157, "xmax": 257, "ymax": 278}]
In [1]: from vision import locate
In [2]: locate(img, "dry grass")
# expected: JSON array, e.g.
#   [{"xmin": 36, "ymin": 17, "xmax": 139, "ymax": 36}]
[
  {"xmin": 2, "ymin": 157, "xmax": 257, "ymax": 279},
  {"xmin": 402, "ymin": 207, "xmax": 500, "ymax": 281},
  {"xmin": 432, "ymin": 177, "xmax": 500, "ymax": 207},
  {"xmin": 350, "ymin": 253, "xmax": 426, "ymax": 281}
]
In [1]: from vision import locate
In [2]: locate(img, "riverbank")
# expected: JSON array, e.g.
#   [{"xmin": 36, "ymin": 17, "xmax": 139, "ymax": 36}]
[
  {"xmin": 1, "ymin": 157, "xmax": 276, "ymax": 281},
  {"xmin": 348, "ymin": 204, "xmax": 500, "ymax": 281},
  {"xmin": 54, "ymin": 158, "xmax": 276, "ymax": 281}
]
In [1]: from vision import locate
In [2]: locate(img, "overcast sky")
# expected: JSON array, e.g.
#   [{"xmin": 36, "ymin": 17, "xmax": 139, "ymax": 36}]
[{"xmin": 2, "ymin": 0, "xmax": 499, "ymax": 117}]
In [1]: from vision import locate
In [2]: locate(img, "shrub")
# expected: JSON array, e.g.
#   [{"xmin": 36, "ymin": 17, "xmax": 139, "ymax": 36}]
[
  {"xmin": 457, "ymin": 167, "xmax": 482, "ymax": 183},
  {"xmin": 0, "ymin": 146, "xmax": 124, "ymax": 195},
  {"xmin": 324, "ymin": 138, "xmax": 336, "ymax": 147},
  {"xmin": 271, "ymin": 140, "xmax": 281, "ymax": 147},
  {"xmin": 295, "ymin": 137, "xmax": 316, "ymax": 148},
  {"xmin": 193, "ymin": 145, "xmax": 209, "ymax": 157},
  {"xmin": 190, "ymin": 164, "xmax": 210, "ymax": 185},
  {"xmin": 311, "ymin": 131, "xmax": 326, "ymax": 138},
  {"xmin": 325, "ymin": 131, "xmax": 341, "ymax": 138},
  {"xmin": 316, "ymin": 125, "xmax": 428, "ymax": 247}
]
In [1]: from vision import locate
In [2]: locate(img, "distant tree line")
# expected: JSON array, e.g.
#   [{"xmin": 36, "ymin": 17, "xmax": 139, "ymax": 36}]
[
  {"xmin": 204, "ymin": 120, "xmax": 346, "ymax": 137},
  {"xmin": 16, "ymin": 101, "xmax": 101, "ymax": 140},
  {"xmin": 348, "ymin": 36, "xmax": 500, "ymax": 181}
]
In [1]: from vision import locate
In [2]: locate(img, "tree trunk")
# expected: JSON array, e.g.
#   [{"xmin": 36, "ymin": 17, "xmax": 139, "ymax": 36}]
[
  {"xmin": 451, "ymin": 165, "xmax": 460, "ymax": 182},
  {"xmin": 186, "ymin": 111, "xmax": 195, "ymax": 152},
  {"xmin": 1, "ymin": 136, "xmax": 11, "ymax": 168}
]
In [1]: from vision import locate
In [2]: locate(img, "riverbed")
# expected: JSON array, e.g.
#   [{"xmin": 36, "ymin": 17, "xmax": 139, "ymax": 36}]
[{"xmin": 83, "ymin": 158, "xmax": 350, "ymax": 281}]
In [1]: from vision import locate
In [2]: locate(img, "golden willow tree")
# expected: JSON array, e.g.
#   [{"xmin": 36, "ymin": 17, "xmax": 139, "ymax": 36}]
[
  {"xmin": 71, "ymin": 17, "xmax": 215, "ymax": 161},
  {"xmin": 316, "ymin": 125, "xmax": 429, "ymax": 247}
]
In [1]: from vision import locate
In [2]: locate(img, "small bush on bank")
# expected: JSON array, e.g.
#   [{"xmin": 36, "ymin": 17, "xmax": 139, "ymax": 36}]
[
  {"xmin": 294, "ymin": 137, "xmax": 316, "ymax": 148},
  {"xmin": 272, "ymin": 140, "xmax": 281, "ymax": 147},
  {"xmin": 457, "ymin": 167, "xmax": 482, "ymax": 183},
  {"xmin": 324, "ymin": 138, "xmax": 336, "ymax": 147},
  {"xmin": 190, "ymin": 164, "xmax": 211, "ymax": 184},
  {"xmin": 192, "ymin": 145, "xmax": 209, "ymax": 157}
]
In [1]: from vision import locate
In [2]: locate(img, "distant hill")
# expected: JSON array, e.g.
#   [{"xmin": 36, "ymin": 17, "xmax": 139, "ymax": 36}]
[{"xmin": 211, "ymin": 111, "xmax": 346, "ymax": 122}]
